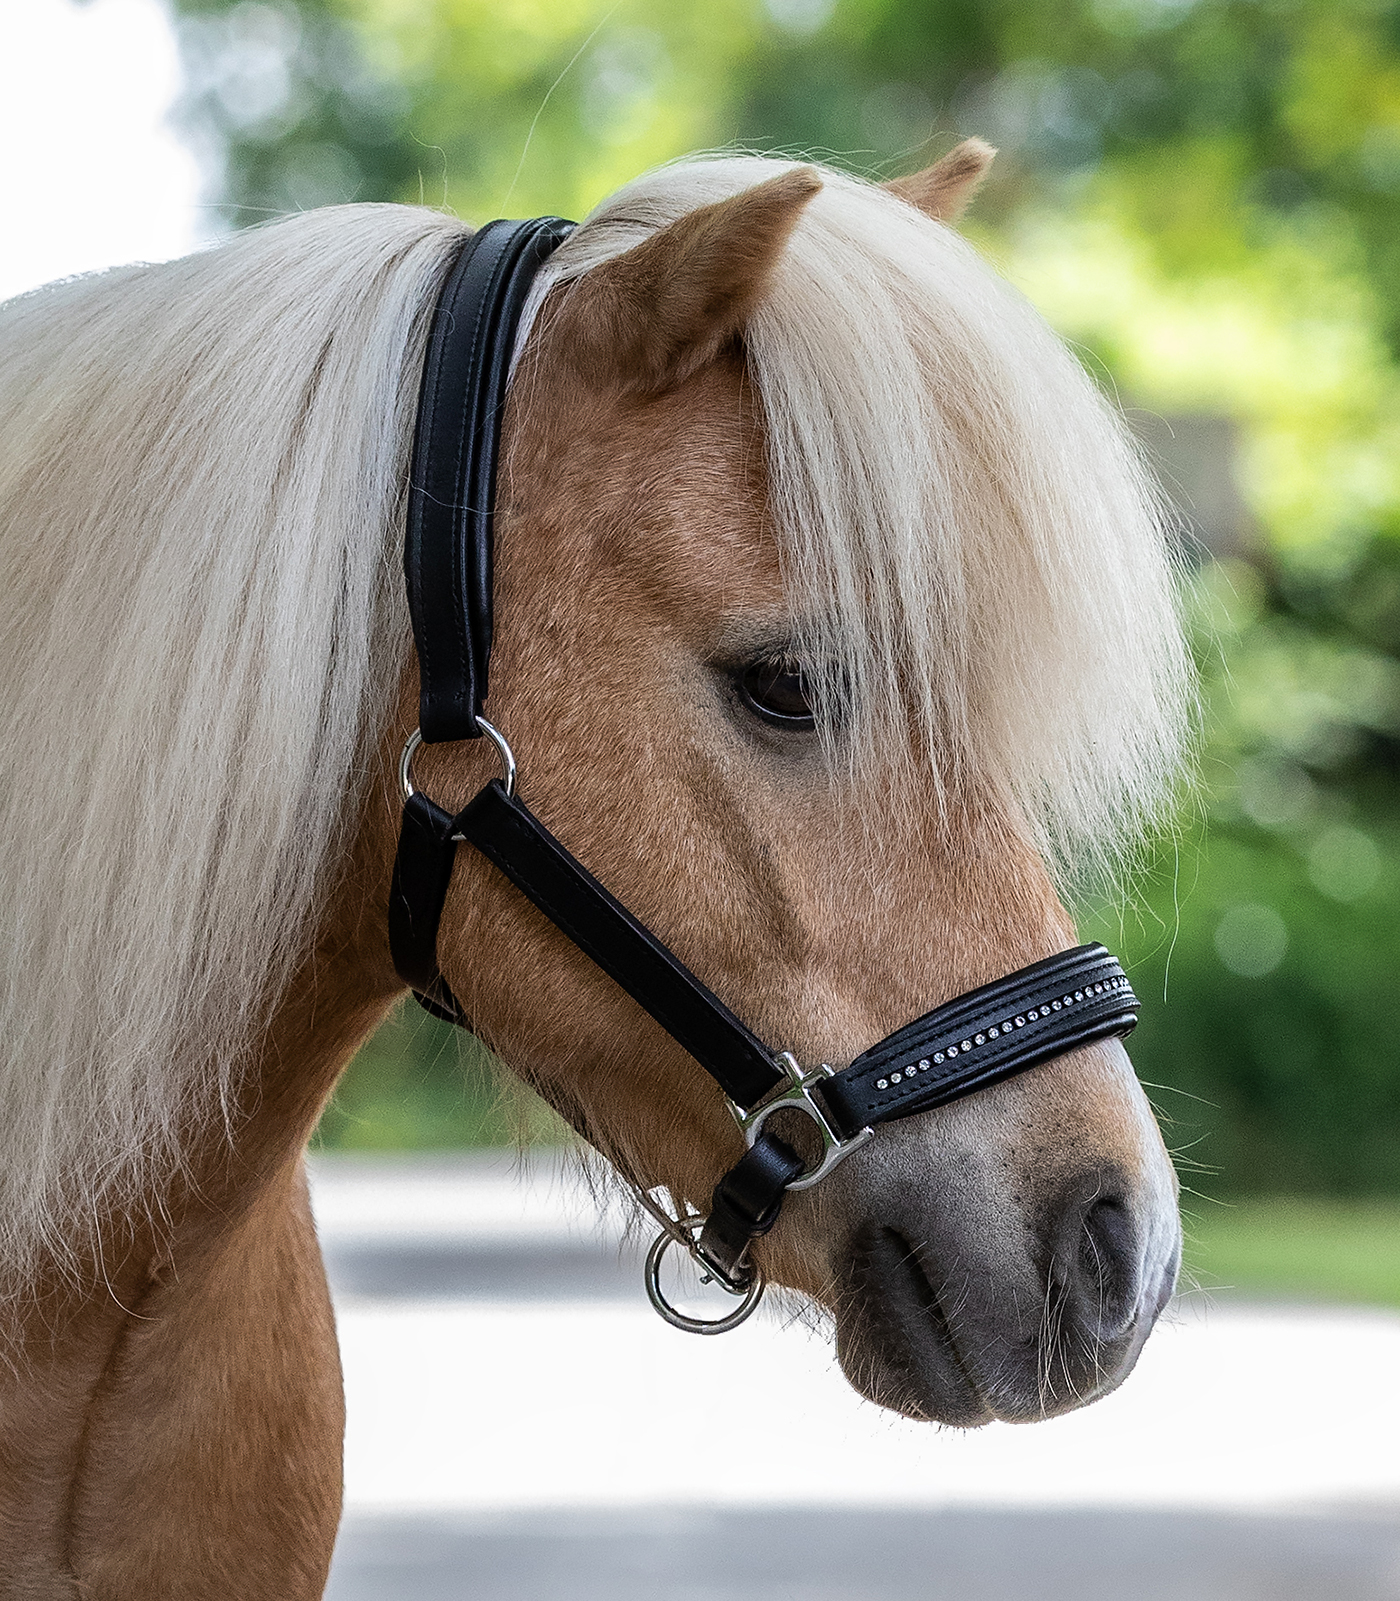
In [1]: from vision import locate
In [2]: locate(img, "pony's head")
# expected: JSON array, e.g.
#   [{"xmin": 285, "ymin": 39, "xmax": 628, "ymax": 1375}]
[
  {"xmin": 403, "ymin": 147, "xmax": 1190, "ymax": 1421},
  {"xmin": 0, "ymin": 146, "xmax": 1189, "ymax": 1421}
]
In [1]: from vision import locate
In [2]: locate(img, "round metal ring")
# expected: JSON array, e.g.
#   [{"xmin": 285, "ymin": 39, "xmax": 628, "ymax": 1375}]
[
  {"xmin": 399, "ymin": 720, "xmax": 517, "ymax": 805},
  {"xmin": 643, "ymin": 1217, "xmax": 765, "ymax": 1336}
]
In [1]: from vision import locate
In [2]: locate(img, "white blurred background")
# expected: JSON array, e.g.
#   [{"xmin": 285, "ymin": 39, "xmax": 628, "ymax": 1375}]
[{"xmin": 0, "ymin": 0, "xmax": 207, "ymax": 302}]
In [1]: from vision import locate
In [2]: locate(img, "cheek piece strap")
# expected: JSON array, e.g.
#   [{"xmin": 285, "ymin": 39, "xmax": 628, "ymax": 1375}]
[{"xmin": 389, "ymin": 220, "xmax": 1141, "ymax": 1333}]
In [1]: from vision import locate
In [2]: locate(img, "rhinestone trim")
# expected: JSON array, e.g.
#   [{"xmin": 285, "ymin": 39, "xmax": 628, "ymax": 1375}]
[{"xmin": 869, "ymin": 973, "xmax": 1133, "ymax": 1098}]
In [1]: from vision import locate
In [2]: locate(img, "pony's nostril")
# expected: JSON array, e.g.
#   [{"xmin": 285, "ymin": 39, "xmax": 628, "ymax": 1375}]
[
  {"xmin": 1056, "ymin": 1190, "xmax": 1143, "ymax": 1344},
  {"xmin": 1080, "ymin": 1193, "xmax": 1129, "ymax": 1271}
]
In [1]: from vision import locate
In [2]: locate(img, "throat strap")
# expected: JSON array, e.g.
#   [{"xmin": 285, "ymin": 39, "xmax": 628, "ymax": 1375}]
[{"xmin": 388, "ymin": 790, "xmax": 470, "ymax": 1025}]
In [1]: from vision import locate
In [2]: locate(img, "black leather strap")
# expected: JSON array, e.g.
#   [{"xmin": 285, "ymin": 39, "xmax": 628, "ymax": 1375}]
[
  {"xmin": 394, "ymin": 215, "xmax": 572, "ymax": 1016},
  {"xmin": 405, "ymin": 217, "xmax": 574, "ymax": 745},
  {"xmin": 698, "ymin": 1132, "xmax": 806, "ymax": 1280},
  {"xmin": 452, "ymin": 779, "xmax": 786, "ymax": 1110},
  {"xmin": 388, "ymin": 791, "xmax": 471, "ymax": 1025},
  {"xmin": 819, "ymin": 944, "xmax": 1137, "ymax": 1138}
]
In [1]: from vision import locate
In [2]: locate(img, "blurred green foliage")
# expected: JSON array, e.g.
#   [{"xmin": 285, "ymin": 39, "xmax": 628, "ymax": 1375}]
[
  {"xmin": 174, "ymin": 0, "xmax": 1400, "ymax": 1191},
  {"xmin": 1184, "ymin": 1197, "xmax": 1400, "ymax": 1307},
  {"xmin": 315, "ymin": 1003, "xmax": 567, "ymax": 1149},
  {"xmin": 1085, "ymin": 554, "xmax": 1400, "ymax": 1194}
]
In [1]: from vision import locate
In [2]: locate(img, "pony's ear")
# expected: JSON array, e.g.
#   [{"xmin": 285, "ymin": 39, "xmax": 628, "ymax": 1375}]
[
  {"xmin": 551, "ymin": 167, "xmax": 821, "ymax": 395},
  {"xmin": 884, "ymin": 138, "xmax": 996, "ymax": 223}
]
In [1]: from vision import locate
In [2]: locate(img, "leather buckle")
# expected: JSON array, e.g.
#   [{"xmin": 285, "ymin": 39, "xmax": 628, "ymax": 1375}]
[{"xmin": 729, "ymin": 1053, "xmax": 874, "ymax": 1192}]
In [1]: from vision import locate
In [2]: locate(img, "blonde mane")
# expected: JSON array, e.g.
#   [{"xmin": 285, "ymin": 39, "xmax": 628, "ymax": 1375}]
[
  {"xmin": 0, "ymin": 157, "xmax": 1189, "ymax": 1291},
  {"xmin": 0, "ymin": 205, "xmax": 463, "ymax": 1290},
  {"xmin": 526, "ymin": 157, "xmax": 1191, "ymax": 866}
]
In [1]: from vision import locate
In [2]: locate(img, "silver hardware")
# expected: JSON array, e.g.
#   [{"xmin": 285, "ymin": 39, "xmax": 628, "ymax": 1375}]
[
  {"xmin": 475, "ymin": 717, "xmax": 517, "ymax": 799},
  {"xmin": 633, "ymin": 1185, "xmax": 751, "ymax": 1288},
  {"xmin": 729, "ymin": 1051, "xmax": 873, "ymax": 1192},
  {"xmin": 400, "ymin": 718, "xmax": 518, "ymax": 808},
  {"xmin": 399, "ymin": 728, "xmax": 424, "ymax": 801},
  {"xmin": 642, "ymin": 1208, "xmax": 766, "ymax": 1336}
]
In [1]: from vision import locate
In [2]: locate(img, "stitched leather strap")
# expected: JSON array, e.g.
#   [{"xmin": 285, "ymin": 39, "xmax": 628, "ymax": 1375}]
[
  {"xmin": 452, "ymin": 779, "xmax": 787, "ymax": 1110},
  {"xmin": 405, "ymin": 217, "xmax": 573, "ymax": 745},
  {"xmin": 819, "ymin": 943, "xmax": 1137, "ymax": 1138},
  {"xmin": 698, "ymin": 1132, "xmax": 806, "ymax": 1280},
  {"xmin": 388, "ymin": 791, "xmax": 472, "ymax": 1025},
  {"xmin": 394, "ymin": 215, "xmax": 572, "ymax": 1016}
]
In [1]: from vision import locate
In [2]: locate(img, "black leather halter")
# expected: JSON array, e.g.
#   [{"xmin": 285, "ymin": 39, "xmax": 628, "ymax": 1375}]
[{"xmin": 389, "ymin": 218, "xmax": 1140, "ymax": 1332}]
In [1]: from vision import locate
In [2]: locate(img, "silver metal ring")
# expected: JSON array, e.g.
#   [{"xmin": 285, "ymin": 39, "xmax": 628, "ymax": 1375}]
[
  {"xmin": 643, "ymin": 1216, "xmax": 765, "ymax": 1335},
  {"xmin": 399, "ymin": 720, "xmax": 517, "ymax": 806},
  {"xmin": 475, "ymin": 717, "xmax": 517, "ymax": 799}
]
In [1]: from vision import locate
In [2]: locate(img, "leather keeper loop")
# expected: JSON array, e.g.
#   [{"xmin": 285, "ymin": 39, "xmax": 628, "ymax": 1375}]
[
  {"xmin": 389, "ymin": 789, "xmax": 472, "ymax": 1027},
  {"xmin": 698, "ymin": 1132, "xmax": 807, "ymax": 1280}
]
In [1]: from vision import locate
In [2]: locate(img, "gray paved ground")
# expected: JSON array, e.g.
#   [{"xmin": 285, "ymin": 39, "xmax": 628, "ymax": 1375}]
[
  {"xmin": 313, "ymin": 1156, "xmax": 1400, "ymax": 1601},
  {"xmin": 320, "ymin": 1236, "xmax": 643, "ymax": 1301},
  {"xmin": 327, "ymin": 1505, "xmax": 1400, "ymax": 1601}
]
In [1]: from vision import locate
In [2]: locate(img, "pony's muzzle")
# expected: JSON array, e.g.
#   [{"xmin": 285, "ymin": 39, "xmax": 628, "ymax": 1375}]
[
  {"xmin": 1048, "ymin": 1181, "xmax": 1176, "ymax": 1347},
  {"xmin": 818, "ymin": 1043, "xmax": 1181, "ymax": 1426},
  {"xmin": 832, "ymin": 1175, "xmax": 1173, "ymax": 1425}
]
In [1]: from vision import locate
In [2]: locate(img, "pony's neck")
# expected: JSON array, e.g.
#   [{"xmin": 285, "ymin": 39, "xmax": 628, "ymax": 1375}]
[{"xmin": 0, "ymin": 854, "xmax": 399, "ymax": 1593}]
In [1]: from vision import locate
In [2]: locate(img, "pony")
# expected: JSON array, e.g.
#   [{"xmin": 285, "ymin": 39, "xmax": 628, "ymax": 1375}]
[{"xmin": 0, "ymin": 141, "xmax": 1191, "ymax": 1596}]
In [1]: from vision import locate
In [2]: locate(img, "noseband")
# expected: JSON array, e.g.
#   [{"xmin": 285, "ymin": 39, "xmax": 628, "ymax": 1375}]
[{"xmin": 389, "ymin": 218, "xmax": 1140, "ymax": 1333}]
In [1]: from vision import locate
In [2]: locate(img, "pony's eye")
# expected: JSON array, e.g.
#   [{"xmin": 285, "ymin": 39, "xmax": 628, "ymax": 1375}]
[{"xmin": 739, "ymin": 658, "xmax": 816, "ymax": 730}]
